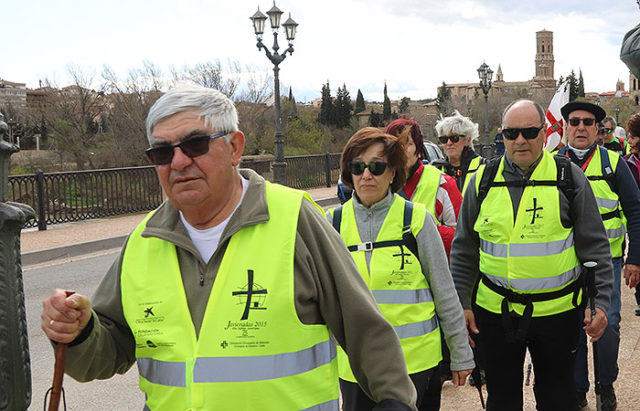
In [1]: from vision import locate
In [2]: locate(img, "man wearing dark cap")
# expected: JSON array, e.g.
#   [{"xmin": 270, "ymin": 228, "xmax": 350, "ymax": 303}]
[{"xmin": 559, "ymin": 100, "xmax": 640, "ymax": 411}]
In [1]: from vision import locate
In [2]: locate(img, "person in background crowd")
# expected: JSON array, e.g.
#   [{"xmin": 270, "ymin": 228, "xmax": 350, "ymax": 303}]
[
  {"xmin": 494, "ymin": 127, "xmax": 505, "ymax": 157},
  {"xmin": 329, "ymin": 127, "xmax": 474, "ymax": 411},
  {"xmin": 40, "ymin": 84, "xmax": 419, "ymax": 411},
  {"xmin": 385, "ymin": 118, "xmax": 461, "ymax": 256},
  {"xmin": 601, "ymin": 116, "xmax": 630, "ymax": 155},
  {"xmin": 431, "ymin": 111, "xmax": 485, "ymax": 195},
  {"xmin": 559, "ymin": 101, "xmax": 640, "ymax": 411},
  {"xmin": 452, "ymin": 99, "xmax": 613, "ymax": 410},
  {"xmin": 625, "ymin": 113, "xmax": 640, "ymax": 317}
]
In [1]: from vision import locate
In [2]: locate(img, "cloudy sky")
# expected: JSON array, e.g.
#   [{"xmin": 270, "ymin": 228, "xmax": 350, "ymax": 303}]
[{"xmin": 4, "ymin": 1, "xmax": 640, "ymax": 102}]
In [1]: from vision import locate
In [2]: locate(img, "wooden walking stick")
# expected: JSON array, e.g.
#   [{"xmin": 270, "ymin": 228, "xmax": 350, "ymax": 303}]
[{"xmin": 45, "ymin": 291, "xmax": 75, "ymax": 411}]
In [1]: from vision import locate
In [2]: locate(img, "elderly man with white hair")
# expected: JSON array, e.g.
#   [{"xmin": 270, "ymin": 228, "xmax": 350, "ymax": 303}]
[
  {"xmin": 431, "ymin": 110, "xmax": 485, "ymax": 195},
  {"xmin": 39, "ymin": 83, "xmax": 418, "ymax": 411}
]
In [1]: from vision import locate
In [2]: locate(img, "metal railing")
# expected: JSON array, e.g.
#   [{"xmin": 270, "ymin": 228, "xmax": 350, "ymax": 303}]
[{"xmin": 9, "ymin": 153, "xmax": 342, "ymax": 230}]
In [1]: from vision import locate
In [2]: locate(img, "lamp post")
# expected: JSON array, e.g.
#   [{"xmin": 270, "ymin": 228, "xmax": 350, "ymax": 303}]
[
  {"xmin": 250, "ymin": 2, "xmax": 298, "ymax": 185},
  {"xmin": 615, "ymin": 104, "xmax": 620, "ymax": 124},
  {"xmin": 477, "ymin": 62, "xmax": 493, "ymax": 158}
]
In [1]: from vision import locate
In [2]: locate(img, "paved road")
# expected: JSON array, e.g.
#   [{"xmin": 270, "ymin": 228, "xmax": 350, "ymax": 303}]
[{"xmin": 24, "ymin": 250, "xmax": 144, "ymax": 411}]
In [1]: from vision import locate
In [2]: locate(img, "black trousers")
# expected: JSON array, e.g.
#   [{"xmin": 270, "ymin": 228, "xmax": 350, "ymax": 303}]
[
  {"xmin": 474, "ymin": 305, "xmax": 580, "ymax": 411},
  {"xmin": 340, "ymin": 367, "xmax": 435, "ymax": 411}
]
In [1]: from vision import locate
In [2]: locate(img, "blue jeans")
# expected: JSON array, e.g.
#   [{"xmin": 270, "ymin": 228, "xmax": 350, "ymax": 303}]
[{"xmin": 574, "ymin": 257, "xmax": 622, "ymax": 392}]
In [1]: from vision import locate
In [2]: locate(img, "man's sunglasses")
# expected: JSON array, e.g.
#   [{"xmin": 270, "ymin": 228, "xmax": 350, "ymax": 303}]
[
  {"xmin": 349, "ymin": 160, "xmax": 388, "ymax": 176},
  {"xmin": 502, "ymin": 126, "xmax": 544, "ymax": 140},
  {"xmin": 597, "ymin": 128, "xmax": 613, "ymax": 135},
  {"xmin": 145, "ymin": 131, "xmax": 228, "ymax": 165},
  {"xmin": 438, "ymin": 135, "xmax": 464, "ymax": 144},
  {"xmin": 568, "ymin": 117, "xmax": 596, "ymax": 127}
]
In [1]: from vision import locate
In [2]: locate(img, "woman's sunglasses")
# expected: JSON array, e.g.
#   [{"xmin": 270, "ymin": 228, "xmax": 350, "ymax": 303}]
[
  {"xmin": 438, "ymin": 135, "xmax": 464, "ymax": 144},
  {"xmin": 349, "ymin": 161, "xmax": 388, "ymax": 176},
  {"xmin": 145, "ymin": 132, "xmax": 228, "ymax": 165},
  {"xmin": 502, "ymin": 126, "xmax": 543, "ymax": 140}
]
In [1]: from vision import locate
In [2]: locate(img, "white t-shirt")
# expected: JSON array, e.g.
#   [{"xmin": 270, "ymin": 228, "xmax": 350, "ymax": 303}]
[{"xmin": 179, "ymin": 176, "xmax": 249, "ymax": 263}]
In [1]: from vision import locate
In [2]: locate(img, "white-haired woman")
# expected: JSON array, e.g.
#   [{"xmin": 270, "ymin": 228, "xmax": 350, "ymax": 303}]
[{"xmin": 431, "ymin": 111, "xmax": 484, "ymax": 195}]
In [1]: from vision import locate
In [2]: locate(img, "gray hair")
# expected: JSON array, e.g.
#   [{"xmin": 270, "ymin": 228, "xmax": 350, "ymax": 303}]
[
  {"xmin": 501, "ymin": 99, "xmax": 545, "ymax": 126},
  {"xmin": 146, "ymin": 82, "xmax": 238, "ymax": 144},
  {"xmin": 434, "ymin": 110, "xmax": 480, "ymax": 148},
  {"xmin": 602, "ymin": 116, "xmax": 617, "ymax": 128}
]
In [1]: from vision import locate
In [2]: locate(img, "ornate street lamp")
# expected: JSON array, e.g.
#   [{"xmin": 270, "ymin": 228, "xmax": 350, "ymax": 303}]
[
  {"xmin": 616, "ymin": 104, "xmax": 620, "ymax": 124},
  {"xmin": 477, "ymin": 62, "xmax": 493, "ymax": 158},
  {"xmin": 250, "ymin": 2, "xmax": 298, "ymax": 185}
]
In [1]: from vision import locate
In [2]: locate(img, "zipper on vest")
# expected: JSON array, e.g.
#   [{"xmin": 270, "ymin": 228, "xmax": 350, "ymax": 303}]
[{"xmin": 200, "ymin": 272, "xmax": 205, "ymax": 286}]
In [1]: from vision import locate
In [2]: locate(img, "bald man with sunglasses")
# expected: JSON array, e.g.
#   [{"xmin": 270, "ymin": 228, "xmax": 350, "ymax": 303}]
[
  {"xmin": 450, "ymin": 99, "xmax": 613, "ymax": 410},
  {"xmin": 40, "ymin": 84, "xmax": 418, "ymax": 411}
]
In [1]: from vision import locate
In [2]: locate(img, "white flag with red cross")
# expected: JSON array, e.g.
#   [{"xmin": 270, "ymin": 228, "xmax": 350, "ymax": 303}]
[{"xmin": 544, "ymin": 80, "xmax": 570, "ymax": 151}]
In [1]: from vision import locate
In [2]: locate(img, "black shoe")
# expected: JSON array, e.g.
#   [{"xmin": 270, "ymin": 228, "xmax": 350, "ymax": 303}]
[
  {"xmin": 576, "ymin": 391, "xmax": 587, "ymax": 409},
  {"xmin": 601, "ymin": 384, "xmax": 617, "ymax": 411},
  {"xmin": 635, "ymin": 304, "xmax": 640, "ymax": 316}
]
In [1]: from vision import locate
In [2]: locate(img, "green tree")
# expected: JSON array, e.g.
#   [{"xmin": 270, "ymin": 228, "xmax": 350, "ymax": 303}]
[
  {"xmin": 354, "ymin": 89, "xmax": 366, "ymax": 114},
  {"xmin": 577, "ymin": 69, "xmax": 585, "ymax": 98},
  {"xmin": 567, "ymin": 70, "xmax": 579, "ymax": 101},
  {"xmin": 398, "ymin": 97, "xmax": 410, "ymax": 113},
  {"xmin": 319, "ymin": 81, "xmax": 334, "ymax": 126},
  {"xmin": 288, "ymin": 86, "xmax": 295, "ymax": 102},
  {"xmin": 558, "ymin": 75, "xmax": 564, "ymax": 88},
  {"xmin": 334, "ymin": 83, "xmax": 353, "ymax": 128},
  {"xmin": 382, "ymin": 82, "xmax": 391, "ymax": 121},
  {"xmin": 369, "ymin": 109, "xmax": 382, "ymax": 127},
  {"xmin": 436, "ymin": 81, "xmax": 453, "ymax": 115}
]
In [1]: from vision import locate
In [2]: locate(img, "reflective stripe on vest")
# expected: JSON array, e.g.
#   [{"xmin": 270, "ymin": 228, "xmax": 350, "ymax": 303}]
[
  {"xmin": 482, "ymin": 265, "xmax": 581, "ymax": 291},
  {"xmin": 121, "ymin": 183, "xmax": 339, "ymax": 411},
  {"xmin": 193, "ymin": 340, "xmax": 336, "ymax": 383},
  {"xmin": 334, "ymin": 195, "xmax": 441, "ymax": 379},
  {"xmin": 372, "ymin": 288, "xmax": 434, "ymax": 304},
  {"xmin": 480, "ymin": 232, "xmax": 575, "ymax": 258},
  {"xmin": 462, "ymin": 156, "xmax": 482, "ymax": 195},
  {"xmin": 584, "ymin": 147, "xmax": 626, "ymax": 257},
  {"xmin": 474, "ymin": 151, "xmax": 581, "ymax": 317}
]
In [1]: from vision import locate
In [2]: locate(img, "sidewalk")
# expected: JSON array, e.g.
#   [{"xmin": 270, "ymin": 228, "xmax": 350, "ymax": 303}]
[{"xmin": 21, "ymin": 185, "xmax": 338, "ymax": 265}]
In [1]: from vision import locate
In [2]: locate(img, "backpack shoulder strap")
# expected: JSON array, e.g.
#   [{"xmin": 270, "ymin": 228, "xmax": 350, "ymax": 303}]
[
  {"xmin": 402, "ymin": 200, "xmax": 419, "ymax": 261},
  {"xmin": 477, "ymin": 157, "xmax": 501, "ymax": 203},
  {"xmin": 553, "ymin": 154, "xmax": 575, "ymax": 206},
  {"xmin": 332, "ymin": 205, "xmax": 343, "ymax": 233}
]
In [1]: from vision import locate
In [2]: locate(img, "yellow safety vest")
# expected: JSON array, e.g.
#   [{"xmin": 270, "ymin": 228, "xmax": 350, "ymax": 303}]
[
  {"xmin": 406, "ymin": 164, "xmax": 442, "ymax": 217},
  {"xmin": 474, "ymin": 151, "xmax": 582, "ymax": 319},
  {"xmin": 331, "ymin": 195, "xmax": 441, "ymax": 380},
  {"xmin": 461, "ymin": 156, "xmax": 483, "ymax": 196},
  {"xmin": 583, "ymin": 146, "xmax": 627, "ymax": 258},
  {"xmin": 121, "ymin": 183, "xmax": 339, "ymax": 411}
]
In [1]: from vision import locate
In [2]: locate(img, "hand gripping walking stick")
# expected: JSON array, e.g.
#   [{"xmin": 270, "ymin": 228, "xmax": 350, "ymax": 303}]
[
  {"xmin": 470, "ymin": 341, "xmax": 485, "ymax": 408},
  {"xmin": 584, "ymin": 261, "xmax": 602, "ymax": 411},
  {"xmin": 44, "ymin": 291, "xmax": 75, "ymax": 411}
]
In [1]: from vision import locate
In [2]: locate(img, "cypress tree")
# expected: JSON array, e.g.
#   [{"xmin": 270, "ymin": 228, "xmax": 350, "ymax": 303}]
[
  {"xmin": 355, "ymin": 89, "xmax": 366, "ymax": 114},
  {"xmin": 382, "ymin": 82, "xmax": 391, "ymax": 121}
]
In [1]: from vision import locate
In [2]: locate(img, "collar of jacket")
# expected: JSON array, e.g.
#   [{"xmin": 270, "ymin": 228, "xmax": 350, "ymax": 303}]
[
  {"xmin": 352, "ymin": 189, "xmax": 395, "ymax": 213},
  {"xmin": 503, "ymin": 151, "xmax": 544, "ymax": 180},
  {"xmin": 140, "ymin": 169, "xmax": 270, "ymax": 253}
]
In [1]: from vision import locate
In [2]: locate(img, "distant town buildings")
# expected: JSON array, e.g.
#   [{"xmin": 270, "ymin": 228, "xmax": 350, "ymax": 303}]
[{"xmin": 0, "ymin": 79, "xmax": 27, "ymax": 110}]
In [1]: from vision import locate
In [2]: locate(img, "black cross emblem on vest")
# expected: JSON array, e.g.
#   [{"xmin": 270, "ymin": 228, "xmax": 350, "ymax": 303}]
[
  {"xmin": 525, "ymin": 197, "xmax": 543, "ymax": 224},
  {"xmin": 232, "ymin": 270, "xmax": 267, "ymax": 320},
  {"xmin": 393, "ymin": 245, "xmax": 412, "ymax": 270}
]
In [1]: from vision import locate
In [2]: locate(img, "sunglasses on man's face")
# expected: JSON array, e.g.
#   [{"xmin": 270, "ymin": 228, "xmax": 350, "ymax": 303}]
[
  {"xmin": 145, "ymin": 131, "xmax": 228, "ymax": 165},
  {"xmin": 568, "ymin": 117, "xmax": 596, "ymax": 127},
  {"xmin": 597, "ymin": 128, "xmax": 613, "ymax": 135},
  {"xmin": 349, "ymin": 160, "xmax": 388, "ymax": 176},
  {"xmin": 502, "ymin": 126, "xmax": 544, "ymax": 140},
  {"xmin": 438, "ymin": 135, "xmax": 464, "ymax": 144}
]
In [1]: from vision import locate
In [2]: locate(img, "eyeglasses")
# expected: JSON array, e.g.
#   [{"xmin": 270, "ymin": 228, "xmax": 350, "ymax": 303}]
[
  {"xmin": 568, "ymin": 117, "xmax": 596, "ymax": 127},
  {"xmin": 502, "ymin": 126, "xmax": 544, "ymax": 140},
  {"xmin": 438, "ymin": 135, "xmax": 464, "ymax": 144},
  {"xmin": 597, "ymin": 128, "xmax": 613, "ymax": 135},
  {"xmin": 349, "ymin": 160, "xmax": 388, "ymax": 176},
  {"xmin": 145, "ymin": 131, "xmax": 228, "ymax": 165}
]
